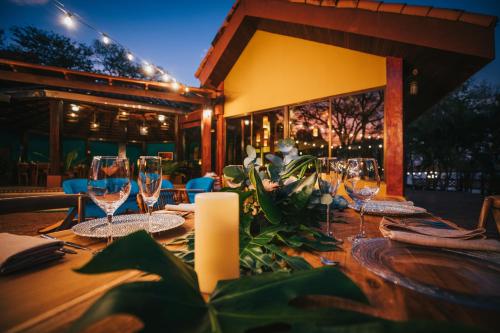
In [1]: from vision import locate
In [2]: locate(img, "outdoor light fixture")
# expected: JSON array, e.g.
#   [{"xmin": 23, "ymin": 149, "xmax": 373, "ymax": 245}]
[
  {"xmin": 171, "ymin": 81, "xmax": 180, "ymax": 91},
  {"xmin": 101, "ymin": 34, "xmax": 111, "ymax": 45},
  {"xmin": 61, "ymin": 12, "xmax": 75, "ymax": 29},
  {"xmin": 70, "ymin": 104, "xmax": 80, "ymax": 112},
  {"xmin": 244, "ymin": 119, "xmax": 250, "ymax": 126},
  {"xmin": 203, "ymin": 107, "xmax": 212, "ymax": 119},
  {"xmin": 158, "ymin": 114, "xmax": 166, "ymax": 122},
  {"xmin": 90, "ymin": 113, "xmax": 99, "ymax": 131},
  {"xmin": 143, "ymin": 62, "xmax": 154, "ymax": 76},
  {"xmin": 409, "ymin": 68, "xmax": 419, "ymax": 96}
]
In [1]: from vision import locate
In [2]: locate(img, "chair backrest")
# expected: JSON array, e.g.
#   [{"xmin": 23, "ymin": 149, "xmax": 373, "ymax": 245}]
[
  {"xmin": 62, "ymin": 178, "xmax": 88, "ymax": 194},
  {"xmin": 162, "ymin": 179, "xmax": 174, "ymax": 189},
  {"xmin": 186, "ymin": 177, "xmax": 214, "ymax": 191},
  {"xmin": 478, "ymin": 195, "xmax": 500, "ymax": 235},
  {"xmin": 185, "ymin": 177, "xmax": 214, "ymax": 203}
]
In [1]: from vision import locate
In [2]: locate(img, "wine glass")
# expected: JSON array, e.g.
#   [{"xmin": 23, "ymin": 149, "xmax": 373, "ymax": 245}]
[
  {"xmin": 88, "ymin": 156, "xmax": 131, "ymax": 245},
  {"xmin": 137, "ymin": 156, "xmax": 162, "ymax": 233},
  {"xmin": 317, "ymin": 157, "xmax": 344, "ymax": 241},
  {"xmin": 343, "ymin": 158, "xmax": 380, "ymax": 243}
]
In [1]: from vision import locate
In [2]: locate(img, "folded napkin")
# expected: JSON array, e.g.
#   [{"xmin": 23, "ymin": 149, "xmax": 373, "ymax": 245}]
[
  {"xmin": 162, "ymin": 203, "xmax": 195, "ymax": 212},
  {"xmin": 0, "ymin": 233, "xmax": 64, "ymax": 274},
  {"xmin": 380, "ymin": 217, "xmax": 500, "ymax": 252}
]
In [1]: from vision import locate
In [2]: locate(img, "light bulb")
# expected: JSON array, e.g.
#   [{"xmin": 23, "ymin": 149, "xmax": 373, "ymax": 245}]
[
  {"xmin": 162, "ymin": 73, "xmax": 171, "ymax": 82},
  {"xmin": 70, "ymin": 104, "xmax": 79, "ymax": 112},
  {"xmin": 62, "ymin": 13, "xmax": 74, "ymax": 29},
  {"xmin": 102, "ymin": 34, "xmax": 111, "ymax": 45},
  {"xmin": 171, "ymin": 81, "xmax": 180, "ymax": 91},
  {"xmin": 126, "ymin": 53, "xmax": 134, "ymax": 61},
  {"xmin": 143, "ymin": 63, "xmax": 154, "ymax": 76},
  {"xmin": 158, "ymin": 114, "xmax": 166, "ymax": 122}
]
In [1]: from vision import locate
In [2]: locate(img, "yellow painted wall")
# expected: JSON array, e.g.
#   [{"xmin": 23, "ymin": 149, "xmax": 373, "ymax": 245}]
[{"xmin": 224, "ymin": 30, "xmax": 386, "ymax": 117}]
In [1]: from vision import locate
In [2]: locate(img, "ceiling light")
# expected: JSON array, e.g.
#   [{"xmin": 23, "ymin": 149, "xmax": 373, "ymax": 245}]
[{"xmin": 158, "ymin": 114, "xmax": 166, "ymax": 122}]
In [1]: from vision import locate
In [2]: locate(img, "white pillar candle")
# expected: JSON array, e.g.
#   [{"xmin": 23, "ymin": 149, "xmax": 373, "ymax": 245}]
[{"xmin": 194, "ymin": 192, "xmax": 240, "ymax": 293}]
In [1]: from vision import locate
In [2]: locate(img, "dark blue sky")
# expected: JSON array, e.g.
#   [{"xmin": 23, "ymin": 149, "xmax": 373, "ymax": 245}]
[{"xmin": 1, "ymin": 0, "xmax": 498, "ymax": 87}]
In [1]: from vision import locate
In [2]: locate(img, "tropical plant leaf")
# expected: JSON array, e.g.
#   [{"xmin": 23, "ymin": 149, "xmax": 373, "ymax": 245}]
[
  {"xmin": 249, "ymin": 167, "xmax": 282, "ymax": 224},
  {"xmin": 72, "ymin": 232, "xmax": 485, "ymax": 333},
  {"xmin": 222, "ymin": 165, "xmax": 246, "ymax": 184},
  {"xmin": 281, "ymin": 155, "xmax": 316, "ymax": 179}
]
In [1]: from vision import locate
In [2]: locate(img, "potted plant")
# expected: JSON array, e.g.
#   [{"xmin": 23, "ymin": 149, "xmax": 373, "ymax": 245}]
[{"xmin": 161, "ymin": 160, "xmax": 184, "ymax": 183}]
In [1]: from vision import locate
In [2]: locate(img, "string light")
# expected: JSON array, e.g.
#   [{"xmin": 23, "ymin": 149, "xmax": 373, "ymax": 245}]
[
  {"xmin": 171, "ymin": 81, "xmax": 180, "ymax": 91},
  {"xmin": 143, "ymin": 63, "xmax": 154, "ymax": 76},
  {"xmin": 53, "ymin": 0, "xmax": 183, "ymax": 88},
  {"xmin": 101, "ymin": 34, "xmax": 111, "ymax": 45},
  {"xmin": 70, "ymin": 104, "xmax": 79, "ymax": 112},
  {"xmin": 61, "ymin": 12, "xmax": 75, "ymax": 29}
]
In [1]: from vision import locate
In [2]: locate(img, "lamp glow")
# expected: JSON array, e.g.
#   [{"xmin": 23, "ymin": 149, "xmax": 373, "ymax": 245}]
[
  {"xmin": 161, "ymin": 73, "xmax": 171, "ymax": 82},
  {"xmin": 143, "ymin": 63, "xmax": 154, "ymax": 76},
  {"xmin": 171, "ymin": 81, "xmax": 180, "ymax": 91},
  {"xmin": 203, "ymin": 108, "xmax": 212, "ymax": 119},
  {"xmin": 62, "ymin": 13, "xmax": 75, "ymax": 29},
  {"xmin": 70, "ymin": 104, "xmax": 80, "ymax": 112},
  {"xmin": 102, "ymin": 34, "xmax": 111, "ymax": 45},
  {"xmin": 126, "ymin": 52, "xmax": 134, "ymax": 61},
  {"xmin": 158, "ymin": 114, "xmax": 166, "ymax": 122}
]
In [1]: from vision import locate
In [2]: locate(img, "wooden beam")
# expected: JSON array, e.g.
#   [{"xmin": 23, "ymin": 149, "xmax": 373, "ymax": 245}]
[
  {"xmin": 0, "ymin": 70, "xmax": 209, "ymax": 105},
  {"xmin": 0, "ymin": 58, "xmax": 216, "ymax": 98},
  {"xmin": 48, "ymin": 100, "xmax": 62, "ymax": 176},
  {"xmin": 9, "ymin": 90, "xmax": 185, "ymax": 114},
  {"xmin": 384, "ymin": 57, "xmax": 404, "ymax": 197},
  {"xmin": 215, "ymin": 104, "xmax": 225, "ymax": 175},
  {"xmin": 201, "ymin": 109, "xmax": 212, "ymax": 175}
]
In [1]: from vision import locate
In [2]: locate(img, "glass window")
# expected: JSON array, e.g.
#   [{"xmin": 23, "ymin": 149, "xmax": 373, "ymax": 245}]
[{"xmin": 289, "ymin": 101, "xmax": 329, "ymax": 157}]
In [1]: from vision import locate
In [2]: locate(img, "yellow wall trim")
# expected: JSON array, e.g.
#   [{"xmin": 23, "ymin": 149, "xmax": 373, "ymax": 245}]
[{"xmin": 224, "ymin": 30, "xmax": 386, "ymax": 117}]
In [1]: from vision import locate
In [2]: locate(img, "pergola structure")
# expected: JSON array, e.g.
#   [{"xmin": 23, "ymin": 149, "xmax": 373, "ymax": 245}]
[
  {"xmin": 0, "ymin": 58, "xmax": 219, "ymax": 186},
  {"xmin": 195, "ymin": 0, "xmax": 497, "ymax": 197}
]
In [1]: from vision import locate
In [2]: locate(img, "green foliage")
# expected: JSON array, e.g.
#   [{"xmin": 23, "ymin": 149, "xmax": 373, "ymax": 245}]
[
  {"xmin": 407, "ymin": 80, "xmax": 499, "ymax": 193},
  {"xmin": 93, "ymin": 40, "xmax": 144, "ymax": 78},
  {"xmin": 71, "ymin": 231, "xmax": 484, "ymax": 333},
  {"xmin": 6, "ymin": 26, "xmax": 94, "ymax": 71},
  {"xmin": 64, "ymin": 149, "xmax": 78, "ymax": 172},
  {"xmin": 161, "ymin": 160, "xmax": 183, "ymax": 177}
]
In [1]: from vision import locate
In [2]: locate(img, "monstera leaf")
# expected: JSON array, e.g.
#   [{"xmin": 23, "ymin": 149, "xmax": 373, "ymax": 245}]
[{"xmin": 71, "ymin": 232, "xmax": 484, "ymax": 333}]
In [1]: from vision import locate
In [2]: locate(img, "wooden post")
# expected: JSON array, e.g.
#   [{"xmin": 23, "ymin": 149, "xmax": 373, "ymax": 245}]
[
  {"xmin": 384, "ymin": 57, "xmax": 404, "ymax": 197},
  {"xmin": 328, "ymin": 97, "xmax": 333, "ymax": 159},
  {"xmin": 201, "ymin": 108, "xmax": 212, "ymax": 175},
  {"xmin": 283, "ymin": 105, "xmax": 289, "ymax": 138},
  {"xmin": 47, "ymin": 100, "xmax": 62, "ymax": 187},
  {"xmin": 175, "ymin": 115, "xmax": 182, "ymax": 161},
  {"xmin": 215, "ymin": 104, "xmax": 225, "ymax": 175}
]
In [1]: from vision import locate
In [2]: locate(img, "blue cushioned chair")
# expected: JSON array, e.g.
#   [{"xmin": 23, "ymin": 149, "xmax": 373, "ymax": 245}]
[
  {"xmin": 185, "ymin": 177, "xmax": 214, "ymax": 203},
  {"xmin": 62, "ymin": 178, "xmax": 139, "ymax": 219}
]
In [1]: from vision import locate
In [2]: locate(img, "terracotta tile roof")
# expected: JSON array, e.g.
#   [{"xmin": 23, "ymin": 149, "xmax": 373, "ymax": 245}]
[{"xmin": 196, "ymin": 0, "xmax": 497, "ymax": 78}]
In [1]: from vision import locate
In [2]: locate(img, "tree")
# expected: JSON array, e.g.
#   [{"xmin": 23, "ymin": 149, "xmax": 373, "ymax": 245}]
[
  {"xmin": 93, "ymin": 40, "xmax": 143, "ymax": 78},
  {"xmin": 6, "ymin": 26, "xmax": 94, "ymax": 71},
  {"xmin": 406, "ymin": 80, "xmax": 500, "ymax": 194}
]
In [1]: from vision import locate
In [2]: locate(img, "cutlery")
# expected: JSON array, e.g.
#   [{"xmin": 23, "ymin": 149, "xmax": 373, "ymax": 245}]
[
  {"xmin": 40, "ymin": 234, "xmax": 91, "ymax": 251},
  {"xmin": 59, "ymin": 247, "xmax": 77, "ymax": 254}
]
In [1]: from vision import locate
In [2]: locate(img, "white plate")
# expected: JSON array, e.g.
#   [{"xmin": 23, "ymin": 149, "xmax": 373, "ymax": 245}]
[
  {"xmin": 72, "ymin": 213, "xmax": 185, "ymax": 238},
  {"xmin": 348, "ymin": 200, "xmax": 427, "ymax": 216}
]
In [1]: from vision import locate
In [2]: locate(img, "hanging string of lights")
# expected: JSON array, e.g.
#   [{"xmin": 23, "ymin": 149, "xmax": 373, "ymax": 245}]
[{"xmin": 52, "ymin": 0, "xmax": 183, "ymax": 92}]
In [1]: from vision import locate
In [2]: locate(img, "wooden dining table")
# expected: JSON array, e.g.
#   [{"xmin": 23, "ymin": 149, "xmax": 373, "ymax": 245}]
[{"xmin": 0, "ymin": 208, "xmax": 498, "ymax": 333}]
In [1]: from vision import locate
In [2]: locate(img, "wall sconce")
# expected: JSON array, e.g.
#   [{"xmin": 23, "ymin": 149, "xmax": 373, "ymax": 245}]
[
  {"xmin": 203, "ymin": 107, "xmax": 213, "ymax": 119},
  {"xmin": 140, "ymin": 122, "xmax": 149, "ymax": 136},
  {"xmin": 409, "ymin": 68, "xmax": 418, "ymax": 96},
  {"xmin": 89, "ymin": 113, "xmax": 99, "ymax": 131}
]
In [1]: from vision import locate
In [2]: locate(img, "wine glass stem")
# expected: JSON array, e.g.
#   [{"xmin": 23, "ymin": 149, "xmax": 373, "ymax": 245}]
[
  {"xmin": 359, "ymin": 203, "xmax": 366, "ymax": 238},
  {"xmin": 326, "ymin": 204, "xmax": 332, "ymax": 237},
  {"xmin": 147, "ymin": 205, "xmax": 153, "ymax": 234},
  {"xmin": 107, "ymin": 214, "xmax": 113, "ymax": 246}
]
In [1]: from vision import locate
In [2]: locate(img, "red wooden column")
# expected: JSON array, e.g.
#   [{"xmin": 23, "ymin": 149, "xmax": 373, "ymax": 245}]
[
  {"xmin": 384, "ymin": 57, "xmax": 404, "ymax": 197},
  {"xmin": 215, "ymin": 103, "xmax": 225, "ymax": 175},
  {"xmin": 47, "ymin": 100, "xmax": 62, "ymax": 187},
  {"xmin": 201, "ymin": 107, "xmax": 212, "ymax": 175}
]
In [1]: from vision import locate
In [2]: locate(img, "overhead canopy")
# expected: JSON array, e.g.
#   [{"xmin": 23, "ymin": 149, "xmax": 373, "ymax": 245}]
[
  {"xmin": 196, "ymin": 0, "xmax": 497, "ymax": 119},
  {"xmin": 0, "ymin": 59, "xmax": 216, "ymax": 142}
]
